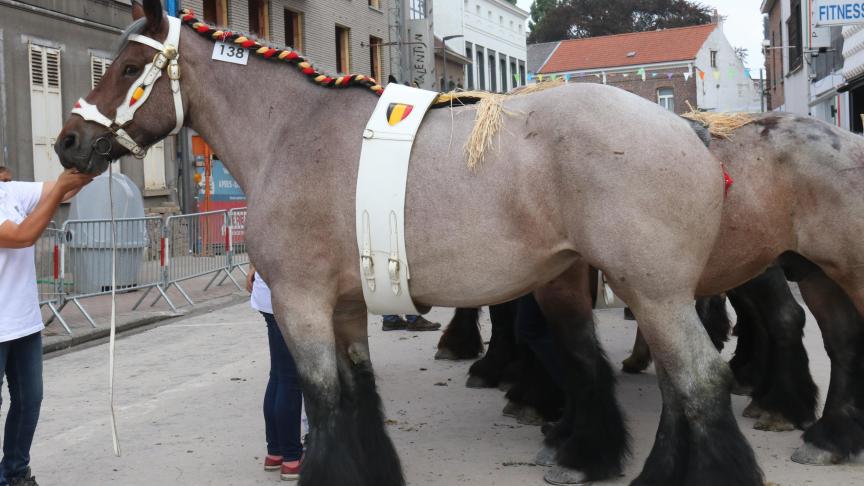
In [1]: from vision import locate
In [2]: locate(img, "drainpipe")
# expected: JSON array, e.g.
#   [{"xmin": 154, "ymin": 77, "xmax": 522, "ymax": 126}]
[{"xmin": 166, "ymin": 0, "xmax": 177, "ymax": 16}]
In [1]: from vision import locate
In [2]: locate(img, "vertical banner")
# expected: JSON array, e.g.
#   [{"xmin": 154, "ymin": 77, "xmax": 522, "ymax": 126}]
[{"xmin": 406, "ymin": 0, "xmax": 437, "ymax": 90}]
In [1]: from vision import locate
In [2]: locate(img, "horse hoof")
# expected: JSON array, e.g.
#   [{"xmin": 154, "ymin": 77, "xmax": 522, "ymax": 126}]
[
  {"xmin": 742, "ymin": 399, "xmax": 765, "ymax": 419},
  {"xmin": 533, "ymin": 444, "xmax": 557, "ymax": 466},
  {"xmin": 434, "ymin": 348, "xmax": 461, "ymax": 360},
  {"xmin": 517, "ymin": 406, "xmax": 545, "ymax": 426},
  {"xmin": 791, "ymin": 443, "xmax": 839, "ymax": 465},
  {"xmin": 544, "ymin": 466, "xmax": 589, "ymax": 485},
  {"xmin": 541, "ymin": 421, "xmax": 558, "ymax": 436},
  {"xmin": 621, "ymin": 356, "xmax": 649, "ymax": 374},
  {"xmin": 754, "ymin": 412, "xmax": 796, "ymax": 432},
  {"xmin": 502, "ymin": 400, "xmax": 522, "ymax": 418},
  {"xmin": 466, "ymin": 375, "xmax": 495, "ymax": 389}
]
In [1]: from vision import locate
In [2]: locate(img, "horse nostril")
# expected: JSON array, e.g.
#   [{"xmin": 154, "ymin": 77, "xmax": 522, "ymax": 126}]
[{"xmin": 63, "ymin": 133, "xmax": 78, "ymax": 150}]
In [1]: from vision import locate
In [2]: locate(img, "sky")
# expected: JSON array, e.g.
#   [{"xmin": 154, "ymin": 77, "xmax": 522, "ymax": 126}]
[{"xmin": 514, "ymin": 0, "xmax": 766, "ymax": 73}]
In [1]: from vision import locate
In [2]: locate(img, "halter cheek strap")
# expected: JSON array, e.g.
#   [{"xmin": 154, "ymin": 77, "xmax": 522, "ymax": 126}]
[{"xmin": 71, "ymin": 16, "xmax": 184, "ymax": 159}]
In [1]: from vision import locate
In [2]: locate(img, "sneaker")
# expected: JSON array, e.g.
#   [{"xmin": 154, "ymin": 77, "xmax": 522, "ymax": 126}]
[
  {"xmin": 281, "ymin": 459, "xmax": 302, "ymax": 481},
  {"xmin": 265, "ymin": 454, "xmax": 283, "ymax": 470},
  {"xmin": 406, "ymin": 316, "xmax": 441, "ymax": 331},
  {"xmin": 8, "ymin": 468, "xmax": 38, "ymax": 486},
  {"xmin": 382, "ymin": 316, "xmax": 408, "ymax": 331}
]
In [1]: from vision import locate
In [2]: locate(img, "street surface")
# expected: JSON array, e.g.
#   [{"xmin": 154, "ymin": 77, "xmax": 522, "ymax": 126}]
[{"xmin": 17, "ymin": 301, "xmax": 863, "ymax": 485}]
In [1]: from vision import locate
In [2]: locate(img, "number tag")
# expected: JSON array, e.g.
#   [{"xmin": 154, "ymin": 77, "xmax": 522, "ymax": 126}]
[{"xmin": 212, "ymin": 41, "xmax": 249, "ymax": 65}]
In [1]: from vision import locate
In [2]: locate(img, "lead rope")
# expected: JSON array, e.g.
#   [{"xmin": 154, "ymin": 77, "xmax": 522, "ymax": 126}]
[{"xmin": 108, "ymin": 163, "xmax": 121, "ymax": 456}]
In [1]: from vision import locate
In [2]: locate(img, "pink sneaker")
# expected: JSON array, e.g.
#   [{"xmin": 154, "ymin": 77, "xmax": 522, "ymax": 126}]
[
  {"xmin": 264, "ymin": 455, "xmax": 283, "ymax": 471},
  {"xmin": 280, "ymin": 459, "xmax": 302, "ymax": 481}
]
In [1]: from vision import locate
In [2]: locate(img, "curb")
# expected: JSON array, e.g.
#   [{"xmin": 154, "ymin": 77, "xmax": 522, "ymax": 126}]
[{"xmin": 43, "ymin": 292, "xmax": 249, "ymax": 355}]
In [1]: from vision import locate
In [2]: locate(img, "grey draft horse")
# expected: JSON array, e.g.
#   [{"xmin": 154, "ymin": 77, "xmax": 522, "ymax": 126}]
[{"xmin": 54, "ymin": 1, "xmax": 864, "ymax": 484}]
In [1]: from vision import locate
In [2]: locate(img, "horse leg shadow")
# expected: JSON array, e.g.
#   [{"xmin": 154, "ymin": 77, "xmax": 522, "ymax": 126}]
[{"xmin": 435, "ymin": 307, "xmax": 484, "ymax": 360}]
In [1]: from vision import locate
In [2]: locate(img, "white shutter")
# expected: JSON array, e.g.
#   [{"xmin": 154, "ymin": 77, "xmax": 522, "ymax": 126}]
[
  {"xmin": 91, "ymin": 55, "xmax": 112, "ymax": 88},
  {"xmin": 143, "ymin": 141, "xmax": 167, "ymax": 190},
  {"xmin": 29, "ymin": 43, "xmax": 64, "ymax": 182}
]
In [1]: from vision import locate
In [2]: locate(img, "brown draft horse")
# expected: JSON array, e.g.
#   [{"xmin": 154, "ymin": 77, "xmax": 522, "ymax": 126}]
[{"xmin": 54, "ymin": 2, "xmax": 864, "ymax": 484}]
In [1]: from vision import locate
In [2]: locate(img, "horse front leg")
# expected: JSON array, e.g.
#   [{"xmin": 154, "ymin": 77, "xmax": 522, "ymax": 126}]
[
  {"xmin": 794, "ymin": 269, "xmax": 864, "ymax": 465},
  {"xmin": 628, "ymin": 294, "xmax": 763, "ymax": 486},
  {"xmin": 272, "ymin": 291, "xmax": 404, "ymax": 486},
  {"xmin": 435, "ymin": 307, "xmax": 484, "ymax": 360}
]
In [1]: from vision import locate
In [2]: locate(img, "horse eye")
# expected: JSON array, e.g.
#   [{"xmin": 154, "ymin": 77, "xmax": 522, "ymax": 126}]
[{"xmin": 123, "ymin": 65, "xmax": 141, "ymax": 77}]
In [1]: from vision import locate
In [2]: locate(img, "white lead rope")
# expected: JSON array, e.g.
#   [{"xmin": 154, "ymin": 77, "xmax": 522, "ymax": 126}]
[{"xmin": 108, "ymin": 163, "xmax": 121, "ymax": 456}]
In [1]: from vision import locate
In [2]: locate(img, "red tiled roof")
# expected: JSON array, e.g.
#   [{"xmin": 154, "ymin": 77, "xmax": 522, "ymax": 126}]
[{"xmin": 539, "ymin": 23, "xmax": 716, "ymax": 74}]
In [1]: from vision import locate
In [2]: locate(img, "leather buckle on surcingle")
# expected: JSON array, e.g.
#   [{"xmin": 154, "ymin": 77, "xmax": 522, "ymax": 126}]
[{"xmin": 387, "ymin": 257, "xmax": 401, "ymax": 295}]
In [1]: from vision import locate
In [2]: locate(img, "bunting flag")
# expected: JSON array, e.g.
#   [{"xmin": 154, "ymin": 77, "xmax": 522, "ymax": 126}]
[
  {"xmin": 637, "ymin": 67, "xmax": 646, "ymax": 81},
  {"xmin": 713, "ymin": 70, "xmax": 721, "ymax": 80},
  {"xmin": 514, "ymin": 73, "xmax": 521, "ymax": 84},
  {"xmin": 651, "ymin": 72, "xmax": 658, "ymax": 78},
  {"xmin": 537, "ymin": 74, "xmax": 544, "ymax": 82},
  {"xmin": 727, "ymin": 67, "xmax": 737, "ymax": 78},
  {"xmin": 564, "ymin": 73, "xmax": 571, "ymax": 82},
  {"xmin": 667, "ymin": 73, "xmax": 674, "ymax": 79},
  {"xmin": 622, "ymin": 73, "xmax": 629, "ymax": 78},
  {"xmin": 527, "ymin": 73, "xmax": 533, "ymax": 82},
  {"xmin": 744, "ymin": 68, "xmax": 752, "ymax": 78},
  {"xmin": 550, "ymin": 74, "xmax": 558, "ymax": 81},
  {"xmin": 683, "ymin": 72, "xmax": 692, "ymax": 81},
  {"xmin": 699, "ymin": 71, "xmax": 705, "ymax": 80}
]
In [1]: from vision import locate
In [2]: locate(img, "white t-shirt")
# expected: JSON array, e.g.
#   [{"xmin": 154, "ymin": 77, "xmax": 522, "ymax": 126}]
[
  {"xmin": 250, "ymin": 272, "xmax": 273, "ymax": 314},
  {"xmin": 0, "ymin": 181, "xmax": 45, "ymax": 342}
]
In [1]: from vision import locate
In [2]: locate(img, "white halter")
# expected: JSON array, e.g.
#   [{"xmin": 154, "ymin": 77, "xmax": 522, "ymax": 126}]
[{"xmin": 71, "ymin": 16, "xmax": 184, "ymax": 159}]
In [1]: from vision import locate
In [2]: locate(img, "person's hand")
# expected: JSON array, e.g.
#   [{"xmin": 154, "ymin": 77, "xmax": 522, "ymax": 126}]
[
  {"xmin": 245, "ymin": 270, "xmax": 255, "ymax": 293},
  {"xmin": 55, "ymin": 169, "xmax": 95, "ymax": 193}
]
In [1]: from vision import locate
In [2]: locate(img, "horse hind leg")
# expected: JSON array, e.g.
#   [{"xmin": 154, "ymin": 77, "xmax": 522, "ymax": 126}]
[
  {"xmin": 627, "ymin": 294, "xmax": 763, "ymax": 486},
  {"xmin": 793, "ymin": 268, "xmax": 864, "ymax": 465},
  {"xmin": 728, "ymin": 267, "xmax": 818, "ymax": 432},
  {"xmin": 466, "ymin": 300, "xmax": 519, "ymax": 389},
  {"xmin": 273, "ymin": 295, "xmax": 404, "ymax": 486},
  {"xmin": 435, "ymin": 307, "xmax": 484, "ymax": 360}
]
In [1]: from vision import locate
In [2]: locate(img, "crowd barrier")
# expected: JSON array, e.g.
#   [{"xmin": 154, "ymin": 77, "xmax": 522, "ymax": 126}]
[{"xmin": 34, "ymin": 208, "xmax": 249, "ymax": 332}]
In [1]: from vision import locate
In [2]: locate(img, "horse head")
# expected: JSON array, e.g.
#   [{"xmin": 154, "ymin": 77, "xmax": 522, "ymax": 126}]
[{"xmin": 55, "ymin": 0, "xmax": 183, "ymax": 175}]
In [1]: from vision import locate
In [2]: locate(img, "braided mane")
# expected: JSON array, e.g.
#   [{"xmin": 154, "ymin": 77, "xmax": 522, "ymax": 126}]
[{"xmin": 179, "ymin": 9, "xmax": 385, "ymax": 96}]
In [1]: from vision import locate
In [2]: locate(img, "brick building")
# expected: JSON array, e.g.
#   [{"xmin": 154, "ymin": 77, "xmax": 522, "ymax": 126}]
[
  {"xmin": 529, "ymin": 22, "xmax": 760, "ymax": 114},
  {"xmin": 763, "ymin": 0, "xmax": 786, "ymax": 110}
]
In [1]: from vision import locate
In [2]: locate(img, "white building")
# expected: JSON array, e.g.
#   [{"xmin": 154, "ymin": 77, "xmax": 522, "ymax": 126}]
[{"xmin": 433, "ymin": 0, "xmax": 529, "ymax": 92}]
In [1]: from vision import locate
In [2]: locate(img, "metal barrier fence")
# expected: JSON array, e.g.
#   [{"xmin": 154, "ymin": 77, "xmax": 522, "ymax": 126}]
[
  {"xmin": 31, "ymin": 208, "xmax": 250, "ymax": 334},
  {"xmin": 35, "ymin": 224, "xmax": 70, "ymax": 334}
]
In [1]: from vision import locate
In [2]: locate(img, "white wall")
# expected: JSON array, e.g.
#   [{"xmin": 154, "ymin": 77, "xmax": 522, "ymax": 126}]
[
  {"xmin": 436, "ymin": 0, "xmax": 527, "ymax": 92},
  {"xmin": 695, "ymin": 27, "xmax": 762, "ymax": 112}
]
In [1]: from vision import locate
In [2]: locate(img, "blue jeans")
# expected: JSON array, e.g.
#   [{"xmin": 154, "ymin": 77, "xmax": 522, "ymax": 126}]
[
  {"xmin": 262, "ymin": 313, "xmax": 303, "ymax": 461},
  {"xmin": 383, "ymin": 315, "xmax": 419, "ymax": 323},
  {"xmin": 0, "ymin": 331, "xmax": 43, "ymax": 485}
]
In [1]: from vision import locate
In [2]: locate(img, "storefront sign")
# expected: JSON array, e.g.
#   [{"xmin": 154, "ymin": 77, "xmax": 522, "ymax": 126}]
[{"xmin": 816, "ymin": 1, "xmax": 864, "ymax": 26}]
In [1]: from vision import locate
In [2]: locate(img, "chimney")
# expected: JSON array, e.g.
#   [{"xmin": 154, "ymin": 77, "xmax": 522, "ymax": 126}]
[{"xmin": 711, "ymin": 9, "xmax": 724, "ymax": 30}]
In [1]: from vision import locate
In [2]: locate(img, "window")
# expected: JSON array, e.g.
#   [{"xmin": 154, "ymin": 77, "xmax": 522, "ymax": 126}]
[
  {"xmin": 518, "ymin": 60, "xmax": 526, "ymax": 86},
  {"xmin": 787, "ymin": 0, "xmax": 803, "ymax": 71},
  {"xmin": 90, "ymin": 55, "xmax": 112, "ymax": 89},
  {"xmin": 476, "ymin": 46, "xmax": 485, "ymax": 89},
  {"xmin": 369, "ymin": 36, "xmax": 382, "ymax": 82},
  {"xmin": 657, "ymin": 88, "xmax": 675, "ymax": 112},
  {"xmin": 488, "ymin": 50, "xmax": 496, "ymax": 92},
  {"xmin": 476, "ymin": 5, "xmax": 481, "ymax": 14},
  {"xmin": 284, "ymin": 9, "xmax": 303, "ymax": 50},
  {"xmin": 410, "ymin": 0, "xmax": 426, "ymax": 20},
  {"xmin": 336, "ymin": 25, "xmax": 350, "ymax": 73},
  {"xmin": 202, "ymin": 0, "xmax": 228, "ymax": 25},
  {"xmin": 466, "ymin": 42, "xmax": 474, "ymax": 89},
  {"xmin": 510, "ymin": 20, "xmax": 514, "ymax": 29},
  {"xmin": 510, "ymin": 58, "xmax": 517, "ymax": 88},
  {"xmin": 710, "ymin": 50, "xmax": 718, "ymax": 68},
  {"xmin": 248, "ymin": 0, "xmax": 269, "ymax": 38},
  {"xmin": 28, "ymin": 43, "xmax": 64, "ymax": 182},
  {"xmin": 499, "ymin": 54, "xmax": 507, "ymax": 92},
  {"xmin": 499, "ymin": 15, "xmax": 503, "ymax": 25},
  {"xmin": 369, "ymin": 0, "xmax": 380, "ymax": 9}
]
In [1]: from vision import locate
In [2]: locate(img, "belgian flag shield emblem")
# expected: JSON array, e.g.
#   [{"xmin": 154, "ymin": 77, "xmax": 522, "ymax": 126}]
[{"xmin": 386, "ymin": 103, "xmax": 414, "ymax": 126}]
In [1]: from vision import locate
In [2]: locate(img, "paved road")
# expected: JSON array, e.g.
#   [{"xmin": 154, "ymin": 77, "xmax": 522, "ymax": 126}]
[{"xmin": 20, "ymin": 302, "xmax": 863, "ymax": 485}]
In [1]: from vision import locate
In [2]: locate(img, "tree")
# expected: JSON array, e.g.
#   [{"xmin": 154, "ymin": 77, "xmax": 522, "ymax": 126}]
[
  {"xmin": 734, "ymin": 46, "xmax": 749, "ymax": 64},
  {"xmin": 528, "ymin": 0, "xmax": 713, "ymax": 43}
]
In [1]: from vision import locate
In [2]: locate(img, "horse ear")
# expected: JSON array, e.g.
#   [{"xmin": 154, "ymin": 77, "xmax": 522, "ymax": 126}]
[
  {"xmin": 141, "ymin": 0, "xmax": 165, "ymax": 32},
  {"xmin": 132, "ymin": 1, "xmax": 145, "ymax": 21}
]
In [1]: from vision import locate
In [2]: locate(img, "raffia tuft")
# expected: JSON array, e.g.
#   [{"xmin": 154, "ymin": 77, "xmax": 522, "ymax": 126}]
[
  {"xmin": 681, "ymin": 102, "xmax": 755, "ymax": 139},
  {"xmin": 434, "ymin": 80, "xmax": 566, "ymax": 168}
]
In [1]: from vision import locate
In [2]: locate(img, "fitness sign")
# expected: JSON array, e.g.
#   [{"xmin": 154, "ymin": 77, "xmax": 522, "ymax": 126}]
[{"xmin": 816, "ymin": 0, "xmax": 864, "ymax": 26}]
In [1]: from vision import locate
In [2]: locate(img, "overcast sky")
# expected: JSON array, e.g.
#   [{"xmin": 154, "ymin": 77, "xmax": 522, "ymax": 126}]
[{"xmin": 514, "ymin": 0, "xmax": 766, "ymax": 75}]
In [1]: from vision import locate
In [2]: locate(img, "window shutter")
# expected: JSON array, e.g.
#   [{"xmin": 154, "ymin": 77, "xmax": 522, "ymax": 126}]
[
  {"xmin": 91, "ymin": 56, "xmax": 112, "ymax": 88},
  {"xmin": 29, "ymin": 43, "xmax": 64, "ymax": 182}
]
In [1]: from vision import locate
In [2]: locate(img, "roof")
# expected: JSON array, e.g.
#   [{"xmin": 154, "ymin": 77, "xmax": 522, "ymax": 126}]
[
  {"xmin": 527, "ymin": 41, "xmax": 560, "ymax": 74},
  {"xmin": 539, "ymin": 23, "xmax": 717, "ymax": 74},
  {"xmin": 434, "ymin": 37, "xmax": 471, "ymax": 65}
]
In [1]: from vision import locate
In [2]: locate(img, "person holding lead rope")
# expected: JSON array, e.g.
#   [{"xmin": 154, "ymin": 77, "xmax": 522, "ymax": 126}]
[{"xmin": 0, "ymin": 169, "xmax": 94, "ymax": 486}]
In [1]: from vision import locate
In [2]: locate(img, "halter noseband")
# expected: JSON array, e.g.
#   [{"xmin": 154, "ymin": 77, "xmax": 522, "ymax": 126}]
[{"xmin": 71, "ymin": 16, "xmax": 184, "ymax": 159}]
